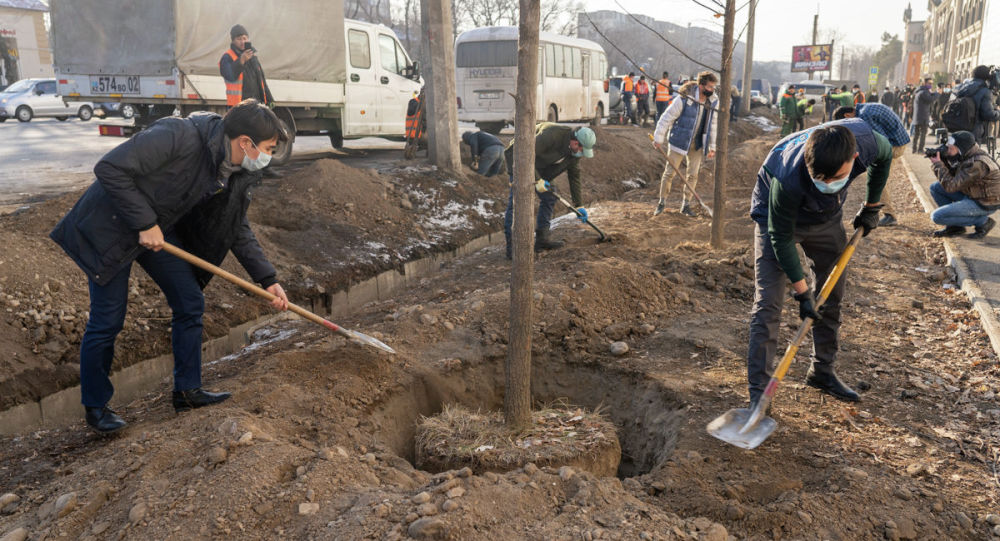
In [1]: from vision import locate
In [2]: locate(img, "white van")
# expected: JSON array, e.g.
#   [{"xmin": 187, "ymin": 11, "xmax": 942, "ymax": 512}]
[{"xmin": 0, "ymin": 79, "xmax": 95, "ymax": 122}]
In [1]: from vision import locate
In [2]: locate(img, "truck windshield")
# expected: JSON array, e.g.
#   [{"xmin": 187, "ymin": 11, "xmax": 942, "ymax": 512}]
[
  {"xmin": 457, "ymin": 41, "xmax": 517, "ymax": 68},
  {"xmin": 2, "ymin": 80, "xmax": 33, "ymax": 94}
]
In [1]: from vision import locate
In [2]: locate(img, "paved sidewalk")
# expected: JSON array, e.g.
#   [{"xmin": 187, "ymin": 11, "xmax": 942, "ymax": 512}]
[{"xmin": 902, "ymin": 151, "xmax": 1000, "ymax": 354}]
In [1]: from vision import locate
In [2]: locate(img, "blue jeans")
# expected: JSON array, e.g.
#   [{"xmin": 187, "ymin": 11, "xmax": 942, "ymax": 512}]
[
  {"xmin": 79, "ymin": 233, "xmax": 205, "ymax": 407},
  {"xmin": 477, "ymin": 144, "xmax": 505, "ymax": 177},
  {"xmin": 503, "ymin": 177, "xmax": 558, "ymax": 242},
  {"xmin": 930, "ymin": 181, "xmax": 993, "ymax": 228},
  {"xmin": 655, "ymin": 101, "xmax": 668, "ymax": 123}
]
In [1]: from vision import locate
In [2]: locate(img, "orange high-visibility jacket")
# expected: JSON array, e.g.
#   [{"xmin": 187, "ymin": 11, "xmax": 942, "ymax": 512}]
[
  {"xmin": 622, "ymin": 76, "xmax": 634, "ymax": 93},
  {"xmin": 655, "ymin": 78, "xmax": 672, "ymax": 101},
  {"xmin": 221, "ymin": 49, "xmax": 243, "ymax": 107}
]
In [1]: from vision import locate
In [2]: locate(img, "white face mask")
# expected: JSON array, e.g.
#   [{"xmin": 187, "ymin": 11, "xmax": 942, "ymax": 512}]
[
  {"xmin": 812, "ymin": 172, "xmax": 850, "ymax": 194},
  {"xmin": 241, "ymin": 140, "xmax": 272, "ymax": 171}
]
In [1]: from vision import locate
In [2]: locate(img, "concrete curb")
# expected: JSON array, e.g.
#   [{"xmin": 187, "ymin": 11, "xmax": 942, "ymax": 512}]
[
  {"xmin": 0, "ymin": 231, "xmax": 504, "ymax": 436},
  {"xmin": 901, "ymin": 156, "xmax": 1000, "ymax": 357}
]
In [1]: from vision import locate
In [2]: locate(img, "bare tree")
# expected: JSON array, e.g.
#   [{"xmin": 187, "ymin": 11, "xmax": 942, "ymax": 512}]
[
  {"xmin": 453, "ymin": 0, "xmax": 579, "ymax": 36},
  {"xmin": 506, "ymin": 0, "xmax": 541, "ymax": 431}
]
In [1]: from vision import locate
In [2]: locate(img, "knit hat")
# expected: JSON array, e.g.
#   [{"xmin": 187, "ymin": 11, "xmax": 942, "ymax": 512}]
[
  {"xmin": 948, "ymin": 131, "xmax": 976, "ymax": 156},
  {"xmin": 230, "ymin": 24, "xmax": 248, "ymax": 40}
]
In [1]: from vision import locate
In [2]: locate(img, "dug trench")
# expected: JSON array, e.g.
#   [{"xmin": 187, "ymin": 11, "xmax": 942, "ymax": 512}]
[{"xmin": 5, "ymin": 111, "xmax": 1000, "ymax": 539}]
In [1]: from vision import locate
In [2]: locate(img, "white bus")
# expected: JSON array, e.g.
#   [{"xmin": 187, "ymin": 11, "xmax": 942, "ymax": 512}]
[{"xmin": 455, "ymin": 26, "xmax": 608, "ymax": 134}]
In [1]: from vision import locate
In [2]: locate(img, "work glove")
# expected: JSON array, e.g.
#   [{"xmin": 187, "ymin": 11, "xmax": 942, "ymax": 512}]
[
  {"xmin": 793, "ymin": 289, "xmax": 823, "ymax": 321},
  {"xmin": 853, "ymin": 204, "xmax": 883, "ymax": 237},
  {"xmin": 534, "ymin": 179, "xmax": 551, "ymax": 193},
  {"xmin": 576, "ymin": 207, "xmax": 589, "ymax": 223}
]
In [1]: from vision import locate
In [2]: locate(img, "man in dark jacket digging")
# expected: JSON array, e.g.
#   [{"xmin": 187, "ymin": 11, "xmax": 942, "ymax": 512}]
[
  {"xmin": 502, "ymin": 123, "xmax": 596, "ymax": 259},
  {"xmin": 747, "ymin": 119, "xmax": 893, "ymax": 410},
  {"xmin": 50, "ymin": 99, "xmax": 290, "ymax": 433}
]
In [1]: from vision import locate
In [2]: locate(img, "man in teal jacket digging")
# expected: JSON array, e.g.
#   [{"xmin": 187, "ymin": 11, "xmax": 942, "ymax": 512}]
[{"xmin": 746, "ymin": 118, "xmax": 893, "ymax": 409}]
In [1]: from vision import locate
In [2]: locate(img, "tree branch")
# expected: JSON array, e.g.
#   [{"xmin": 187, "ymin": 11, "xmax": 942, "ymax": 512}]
[{"xmin": 609, "ymin": 0, "xmax": 720, "ymax": 72}]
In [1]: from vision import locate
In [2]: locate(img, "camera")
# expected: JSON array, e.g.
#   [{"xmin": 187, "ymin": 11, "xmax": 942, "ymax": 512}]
[{"xmin": 924, "ymin": 144, "xmax": 947, "ymax": 158}]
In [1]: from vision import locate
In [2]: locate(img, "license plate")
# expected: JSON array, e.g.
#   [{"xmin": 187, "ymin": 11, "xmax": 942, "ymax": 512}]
[
  {"xmin": 478, "ymin": 91, "xmax": 502, "ymax": 100},
  {"xmin": 90, "ymin": 75, "xmax": 141, "ymax": 94}
]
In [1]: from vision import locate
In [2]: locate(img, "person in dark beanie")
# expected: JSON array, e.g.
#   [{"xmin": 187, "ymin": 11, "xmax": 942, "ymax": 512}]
[
  {"xmin": 953, "ymin": 65, "xmax": 1000, "ymax": 143},
  {"xmin": 219, "ymin": 24, "xmax": 273, "ymax": 107},
  {"xmin": 927, "ymin": 131, "xmax": 1000, "ymax": 239},
  {"xmin": 49, "ymin": 99, "xmax": 290, "ymax": 434}
]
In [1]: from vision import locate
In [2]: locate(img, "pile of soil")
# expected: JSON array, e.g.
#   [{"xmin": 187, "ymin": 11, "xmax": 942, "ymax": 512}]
[
  {"xmin": 4, "ymin": 118, "xmax": 1000, "ymax": 539},
  {"xmin": 0, "ymin": 117, "xmax": 769, "ymax": 413}
]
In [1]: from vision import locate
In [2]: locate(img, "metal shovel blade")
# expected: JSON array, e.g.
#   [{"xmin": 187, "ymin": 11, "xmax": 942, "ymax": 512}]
[
  {"xmin": 706, "ymin": 407, "xmax": 777, "ymax": 450},
  {"xmin": 340, "ymin": 328, "xmax": 397, "ymax": 354}
]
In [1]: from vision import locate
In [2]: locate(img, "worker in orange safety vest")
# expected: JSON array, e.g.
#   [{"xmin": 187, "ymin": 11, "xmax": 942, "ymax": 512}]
[
  {"xmin": 654, "ymin": 71, "xmax": 672, "ymax": 123},
  {"xmin": 219, "ymin": 24, "xmax": 272, "ymax": 108}
]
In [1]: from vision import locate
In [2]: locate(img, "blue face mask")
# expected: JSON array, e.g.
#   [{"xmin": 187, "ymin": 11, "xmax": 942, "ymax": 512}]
[
  {"xmin": 812, "ymin": 173, "xmax": 850, "ymax": 194},
  {"xmin": 572, "ymin": 151, "xmax": 583, "ymax": 158},
  {"xmin": 241, "ymin": 140, "xmax": 272, "ymax": 171}
]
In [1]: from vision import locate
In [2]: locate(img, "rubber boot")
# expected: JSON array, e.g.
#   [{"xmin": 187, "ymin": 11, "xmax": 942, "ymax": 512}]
[{"xmin": 534, "ymin": 228, "xmax": 564, "ymax": 252}]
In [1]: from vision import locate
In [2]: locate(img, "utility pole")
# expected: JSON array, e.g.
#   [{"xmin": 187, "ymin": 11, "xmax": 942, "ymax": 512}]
[
  {"xmin": 711, "ymin": 0, "xmax": 735, "ymax": 249},
  {"xmin": 505, "ymin": 0, "xmax": 540, "ymax": 431},
  {"xmin": 808, "ymin": 12, "xmax": 818, "ymax": 81},
  {"xmin": 740, "ymin": 0, "xmax": 756, "ymax": 115},
  {"xmin": 419, "ymin": 0, "xmax": 463, "ymax": 173}
]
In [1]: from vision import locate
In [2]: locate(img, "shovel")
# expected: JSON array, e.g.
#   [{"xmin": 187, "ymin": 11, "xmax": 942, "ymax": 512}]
[
  {"xmin": 161, "ymin": 242, "xmax": 396, "ymax": 354},
  {"xmin": 534, "ymin": 183, "xmax": 609, "ymax": 241},
  {"xmin": 647, "ymin": 133, "xmax": 714, "ymax": 217},
  {"xmin": 706, "ymin": 228, "xmax": 863, "ymax": 449}
]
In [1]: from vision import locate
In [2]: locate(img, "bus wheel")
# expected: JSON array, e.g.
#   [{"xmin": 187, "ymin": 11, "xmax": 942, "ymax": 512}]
[
  {"xmin": 592, "ymin": 103, "xmax": 604, "ymax": 126},
  {"xmin": 546, "ymin": 105, "xmax": 558, "ymax": 122}
]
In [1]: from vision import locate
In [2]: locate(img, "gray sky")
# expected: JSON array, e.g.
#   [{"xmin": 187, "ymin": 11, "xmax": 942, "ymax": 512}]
[{"xmin": 581, "ymin": 1, "xmax": 928, "ymax": 62}]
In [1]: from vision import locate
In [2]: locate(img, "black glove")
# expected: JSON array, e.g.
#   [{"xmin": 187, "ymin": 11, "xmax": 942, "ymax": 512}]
[
  {"xmin": 793, "ymin": 290, "xmax": 822, "ymax": 321},
  {"xmin": 853, "ymin": 204, "xmax": 883, "ymax": 237}
]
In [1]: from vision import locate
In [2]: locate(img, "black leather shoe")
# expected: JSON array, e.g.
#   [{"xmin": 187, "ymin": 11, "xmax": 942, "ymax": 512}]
[
  {"xmin": 173, "ymin": 388, "xmax": 231, "ymax": 412},
  {"xmin": 85, "ymin": 406, "xmax": 127, "ymax": 434},
  {"xmin": 932, "ymin": 225, "xmax": 966, "ymax": 237},
  {"xmin": 805, "ymin": 367, "xmax": 860, "ymax": 402},
  {"xmin": 968, "ymin": 217, "xmax": 996, "ymax": 239}
]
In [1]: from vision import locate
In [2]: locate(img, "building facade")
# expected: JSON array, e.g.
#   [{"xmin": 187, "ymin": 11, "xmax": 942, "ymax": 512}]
[
  {"xmin": 921, "ymin": 0, "xmax": 988, "ymax": 80},
  {"xmin": 953, "ymin": 0, "xmax": 986, "ymax": 79},
  {"xmin": 0, "ymin": 0, "xmax": 51, "ymax": 89},
  {"xmin": 901, "ymin": 4, "xmax": 925, "ymax": 86}
]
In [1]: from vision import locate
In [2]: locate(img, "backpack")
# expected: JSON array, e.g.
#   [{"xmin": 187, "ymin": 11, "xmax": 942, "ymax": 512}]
[{"xmin": 942, "ymin": 96, "xmax": 977, "ymax": 132}]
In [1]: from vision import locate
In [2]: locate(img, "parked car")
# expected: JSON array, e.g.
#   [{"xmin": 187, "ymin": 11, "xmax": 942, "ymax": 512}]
[
  {"xmin": 749, "ymin": 90, "xmax": 768, "ymax": 108},
  {"xmin": 0, "ymin": 78, "xmax": 95, "ymax": 122},
  {"xmin": 96, "ymin": 102, "xmax": 136, "ymax": 119}
]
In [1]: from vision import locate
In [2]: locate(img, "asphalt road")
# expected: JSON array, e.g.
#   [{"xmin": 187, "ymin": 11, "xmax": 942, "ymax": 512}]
[{"xmin": 0, "ymin": 116, "xmax": 408, "ymax": 211}]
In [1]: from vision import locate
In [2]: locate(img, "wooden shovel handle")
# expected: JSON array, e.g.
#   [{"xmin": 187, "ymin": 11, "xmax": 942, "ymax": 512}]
[{"xmin": 160, "ymin": 242, "xmax": 344, "ymax": 333}]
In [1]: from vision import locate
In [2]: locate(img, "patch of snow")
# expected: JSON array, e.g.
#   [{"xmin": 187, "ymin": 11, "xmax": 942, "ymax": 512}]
[
  {"xmin": 746, "ymin": 115, "xmax": 778, "ymax": 132},
  {"xmin": 473, "ymin": 198, "xmax": 497, "ymax": 219},
  {"xmin": 208, "ymin": 327, "xmax": 298, "ymax": 366},
  {"xmin": 422, "ymin": 201, "xmax": 473, "ymax": 231},
  {"xmin": 622, "ymin": 177, "xmax": 645, "ymax": 189}
]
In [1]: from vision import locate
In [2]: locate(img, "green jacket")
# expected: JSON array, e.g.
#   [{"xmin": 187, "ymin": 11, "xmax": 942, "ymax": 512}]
[
  {"xmin": 797, "ymin": 98, "xmax": 813, "ymax": 116},
  {"xmin": 830, "ymin": 91, "xmax": 854, "ymax": 107},
  {"xmin": 504, "ymin": 122, "xmax": 583, "ymax": 206},
  {"xmin": 779, "ymin": 93, "xmax": 798, "ymax": 120}
]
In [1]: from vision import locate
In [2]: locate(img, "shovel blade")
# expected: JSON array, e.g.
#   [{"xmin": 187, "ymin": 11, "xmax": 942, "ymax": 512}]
[
  {"xmin": 706, "ymin": 408, "xmax": 777, "ymax": 450},
  {"xmin": 342, "ymin": 329, "xmax": 397, "ymax": 354}
]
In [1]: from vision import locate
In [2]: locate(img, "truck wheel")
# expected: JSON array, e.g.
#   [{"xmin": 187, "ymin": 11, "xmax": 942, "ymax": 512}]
[
  {"xmin": 78, "ymin": 105, "xmax": 94, "ymax": 121},
  {"xmin": 329, "ymin": 131, "xmax": 344, "ymax": 149},
  {"xmin": 475, "ymin": 121, "xmax": 504, "ymax": 135},
  {"xmin": 592, "ymin": 103, "xmax": 604, "ymax": 126},
  {"xmin": 16, "ymin": 106, "xmax": 32, "ymax": 122},
  {"xmin": 120, "ymin": 104, "xmax": 135, "ymax": 119},
  {"xmin": 269, "ymin": 117, "xmax": 295, "ymax": 166}
]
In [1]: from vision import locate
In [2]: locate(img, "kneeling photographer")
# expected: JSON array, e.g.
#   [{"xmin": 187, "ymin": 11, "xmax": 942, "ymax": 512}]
[{"xmin": 927, "ymin": 131, "xmax": 1000, "ymax": 239}]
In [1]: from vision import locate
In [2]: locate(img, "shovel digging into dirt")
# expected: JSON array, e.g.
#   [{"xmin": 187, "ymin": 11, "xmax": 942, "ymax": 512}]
[
  {"xmin": 706, "ymin": 228, "xmax": 863, "ymax": 449},
  {"xmin": 161, "ymin": 242, "xmax": 396, "ymax": 354},
  {"xmin": 647, "ymin": 133, "xmax": 714, "ymax": 218},
  {"xmin": 534, "ymin": 182, "xmax": 610, "ymax": 242}
]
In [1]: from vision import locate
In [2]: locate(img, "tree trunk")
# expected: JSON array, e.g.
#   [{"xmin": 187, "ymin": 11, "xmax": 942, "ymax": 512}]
[
  {"xmin": 739, "ymin": 0, "xmax": 755, "ymax": 115},
  {"xmin": 419, "ymin": 0, "xmax": 464, "ymax": 173},
  {"xmin": 505, "ymin": 0, "xmax": 540, "ymax": 431},
  {"xmin": 711, "ymin": 0, "xmax": 735, "ymax": 249}
]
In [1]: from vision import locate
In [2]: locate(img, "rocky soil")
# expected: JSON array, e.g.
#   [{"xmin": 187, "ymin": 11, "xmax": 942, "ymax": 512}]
[{"xmin": 6, "ymin": 110, "xmax": 1000, "ymax": 540}]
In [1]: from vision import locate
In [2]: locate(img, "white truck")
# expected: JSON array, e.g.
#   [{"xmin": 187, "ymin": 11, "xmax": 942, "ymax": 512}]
[{"xmin": 51, "ymin": 0, "xmax": 422, "ymax": 164}]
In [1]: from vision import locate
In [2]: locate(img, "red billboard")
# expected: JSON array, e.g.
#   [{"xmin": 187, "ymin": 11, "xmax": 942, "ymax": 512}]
[{"xmin": 791, "ymin": 44, "xmax": 833, "ymax": 73}]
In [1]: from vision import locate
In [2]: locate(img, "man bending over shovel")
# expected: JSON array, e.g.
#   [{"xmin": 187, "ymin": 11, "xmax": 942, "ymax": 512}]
[
  {"xmin": 746, "ymin": 119, "xmax": 893, "ymax": 410},
  {"xmin": 50, "ymin": 99, "xmax": 290, "ymax": 433}
]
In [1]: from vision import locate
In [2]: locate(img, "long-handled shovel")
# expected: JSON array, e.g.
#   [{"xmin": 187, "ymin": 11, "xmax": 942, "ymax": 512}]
[
  {"xmin": 706, "ymin": 228, "xmax": 863, "ymax": 449},
  {"xmin": 536, "ymin": 184, "xmax": 609, "ymax": 242},
  {"xmin": 161, "ymin": 242, "xmax": 396, "ymax": 354},
  {"xmin": 647, "ymin": 133, "xmax": 714, "ymax": 217}
]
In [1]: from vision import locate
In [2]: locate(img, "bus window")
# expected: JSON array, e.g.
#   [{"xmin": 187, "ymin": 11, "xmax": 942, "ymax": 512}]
[
  {"xmin": 593, "ymin": 53, "xmax": 606, "ymax": 80},
  {"xmin": 545, "ymin": 43, "xmax": 555, "ymax": 77},
  {"xmin": 554, "ymin": 45, "xmax": 566, "ymax": 78},
  {"xmin": 379, "ymin": 35, "xmax": 399, "ymax": 74},
  {"xmin": 570, "ymin": 47, "xmax": 582, "ymax": 79},
  {"xmin": 348, "ymin": 29, "xmax": 371, "ymax": 69},
  {"xmin": 456, "ymin": 40, "xmax": 517, "ymax": 67}
]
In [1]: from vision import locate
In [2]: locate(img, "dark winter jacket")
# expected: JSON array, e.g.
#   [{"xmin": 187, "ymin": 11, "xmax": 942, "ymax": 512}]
[
  {"xmin": 504, "ymin": 122, "xmax": 584, "ymax": 206},
  {"xmin": 932, "ymin": 146, "xmax": 1000, "ymax": 207},
  {"xmin": 912, "ymin": 86, "xmax": 936, "ymax": 125},
  {"xmin": 219, "ymin": 45, "xmax": 274, "ymax": 105},
  {"xmin": 462, "ymin": 131, "xmax": 503, "ymax": 158},
  {"xmin": 49, "ymin": 113, "xmax": 277, "ymax": 288},
  {"xmin": 955, "ymin": 78, "xmax": 1000, "ymax": 140}
]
